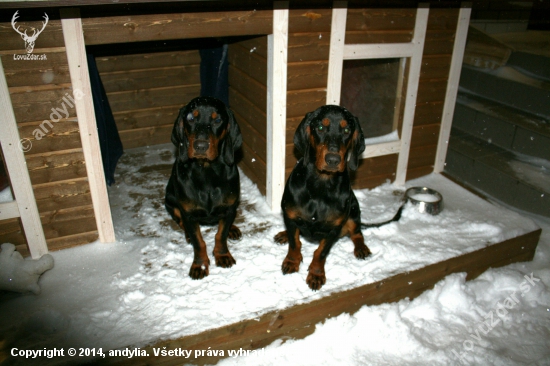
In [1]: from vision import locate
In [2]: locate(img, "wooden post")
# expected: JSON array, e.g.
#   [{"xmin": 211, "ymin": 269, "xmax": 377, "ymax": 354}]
[
  {"xmin": 394, "ymin": 4, "xmax": 429, "ymax": 185},
  {"xmin": 0, "ymin": 58, "xmax": 48, "ymax": 258},
  {"xmin": 326, "ymin": 1, "xmax": 348, "ymax": 105},
  {"xmin": 266, "ymin": 1, "xmax": 288, "ymax": 212},
  {"xmin": 60, "ymin": 8, "xmax": 116, "ymax": 243},
  {"xmin": 434, "ymin": 3, "xmax": 472, "ymax": 173}
]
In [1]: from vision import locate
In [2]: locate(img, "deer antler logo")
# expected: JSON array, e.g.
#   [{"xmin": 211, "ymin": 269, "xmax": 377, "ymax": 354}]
[{"xmin": 12, "ymin": 10, "xmax": 49, "ymax": 54}]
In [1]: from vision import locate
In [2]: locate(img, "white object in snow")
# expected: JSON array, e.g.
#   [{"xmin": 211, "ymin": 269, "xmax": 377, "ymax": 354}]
[{"xmin": 0, "ymin": 243, "xmax": 54, "ymax": 294}]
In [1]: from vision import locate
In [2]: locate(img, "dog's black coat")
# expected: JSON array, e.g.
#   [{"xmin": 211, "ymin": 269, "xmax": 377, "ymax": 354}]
[
  {"xmin": 274, "ymin": 105, "xmax": 370, "ymax": 290},
  {"xmin": 165, "ymin": 96, "xmax": 242, "ymax": 279}
]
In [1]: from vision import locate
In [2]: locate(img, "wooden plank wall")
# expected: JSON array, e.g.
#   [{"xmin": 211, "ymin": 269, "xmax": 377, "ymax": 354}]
[
  {"xmin": 229, "ymin": 37, "xmax": 269, "ymax": 195},
  {"xmin": 95, "ymin": 50, "xmax": 201, "ymax": 149},
  {"xmin": 0, "ymin": 12, "xmax": 98, "ymax": 255},
  {"xmin": 285, "ymin": 8, "xmax": 333, "ymax": 179}
]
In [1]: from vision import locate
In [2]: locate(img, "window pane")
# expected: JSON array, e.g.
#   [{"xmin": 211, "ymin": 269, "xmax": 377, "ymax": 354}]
[{"xmin": 340, "ymin": 58, "xmax": 402, "ymax": 138}]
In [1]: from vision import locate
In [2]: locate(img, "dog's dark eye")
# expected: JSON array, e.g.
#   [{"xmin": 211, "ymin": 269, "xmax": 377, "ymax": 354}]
[
  {"xmin": 213, "ymin": 117, "xmax": 222, "ymax": 125},
  {"xmin": 343, "ymin": 128, "xmax": 350, "ymax": 134},
  {"xmin": 186, "ymin": 113, "xmax": 194, "ymax": 123},
  {"xmin": 317, "ymin": 125, "xmax": 324, "ymax": 132}
]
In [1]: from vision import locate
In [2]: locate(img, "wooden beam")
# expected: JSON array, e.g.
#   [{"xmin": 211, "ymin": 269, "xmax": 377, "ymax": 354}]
[
  {"xmin": 60, "ymin": 8, "xmax": 115, "ymax": 243},
  {"xmin": 0, "ymin": 58, "xmax": 48, "ymax": 258},
  {"xmin": 361, "ymin": 140, "xmax": 401, "ymax": 159},
  {"xmin": 81, "ymin": 10, "xmax": 273, "ymax": 46},
  {"xmin": 344, "ymin": 42, "xmax": 416, "ymax": 59},
  {"xmin": 266, "ymin": 1, "xmax": 288, "ymax": 212},
  {"xmin": 434, "ymin": 3, "xmax": 472, "ymax": 173},
  {"xmin": 394, "ymin": 4, "xmax": 429, "ymax": 185},
  {"xmin": 326, "ymin": 1, "xmax": 347, "ymax": 105},
  {"xmin": 0, "ymin": 0, "xmax": 223, "ymax": 9}
]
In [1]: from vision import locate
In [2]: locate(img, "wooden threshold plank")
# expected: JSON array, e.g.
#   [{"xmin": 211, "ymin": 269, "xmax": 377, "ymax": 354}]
[{"xmin": 105, "ymin": 228, "xmax": 541, "ymax": 365}]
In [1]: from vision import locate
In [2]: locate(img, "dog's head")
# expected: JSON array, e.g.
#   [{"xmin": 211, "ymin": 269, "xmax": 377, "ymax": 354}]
[
  {"xmin": 171, "ymin": 97, "xmax": 242, "ymax": 165},
  {"xmin": 294, "ymin": 105, "xmax": 365, "ymax": 173}
]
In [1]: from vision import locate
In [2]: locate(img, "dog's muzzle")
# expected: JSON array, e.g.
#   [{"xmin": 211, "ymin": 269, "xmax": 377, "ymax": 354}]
[
  {"xmin": 193, "ymin": 139, "xmax": 210, "ymax": 155},
  {"xmin": 324, "ymin": 153, "xmax": 341, "ymax": 168}
]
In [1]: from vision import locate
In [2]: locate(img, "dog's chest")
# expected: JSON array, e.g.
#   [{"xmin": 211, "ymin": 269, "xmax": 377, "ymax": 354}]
[
  {"xmin": 298, "ymin": 198, "xmax": 346, "ymax": 225},
  {"xmin": 179, "ymin": 163, "xmax": 239, "ymax": 217},
  {"xmin": 288, "ymin": 187, "xmax": 349, "ymax": 230},
  {"xmin": 293, "ymin": 204, "xmax": 345, "ymax": 241}
]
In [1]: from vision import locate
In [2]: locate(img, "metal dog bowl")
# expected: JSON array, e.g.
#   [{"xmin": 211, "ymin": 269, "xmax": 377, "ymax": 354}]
[{"xmin": 405, "ymin": 187, "xmax": 443, "ymax": 215}]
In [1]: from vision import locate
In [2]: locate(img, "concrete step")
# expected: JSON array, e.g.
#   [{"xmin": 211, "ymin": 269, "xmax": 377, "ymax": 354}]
[
  {"xmin": 459, "ymin": 64, "xmax": 550, "ymax": 119},
  {"xmin": 507, "ymin": 51, "xmax": 550, "ymax": 82},
  {"xmin": 453, "ymin": 93, "xmax": 550, "ymax": 161},
  {"xmin": 445, "ymin": 131, "xmax": 550, "ymax": 217}
]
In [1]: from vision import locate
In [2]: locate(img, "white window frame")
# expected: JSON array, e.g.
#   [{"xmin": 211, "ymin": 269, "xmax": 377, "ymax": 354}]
[{"xmin": 326, "ymin": 2, "xmax": 429, "ymax": 185}]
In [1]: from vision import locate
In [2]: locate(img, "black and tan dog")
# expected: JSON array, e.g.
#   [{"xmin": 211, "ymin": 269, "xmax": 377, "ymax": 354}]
[
  {"xmin": 274, "ymin": 105, "xmax": 369, "ymax": 290},
  {"xmin": 165, "ymin": 96, "xmax": 242, "ymax": 280}
]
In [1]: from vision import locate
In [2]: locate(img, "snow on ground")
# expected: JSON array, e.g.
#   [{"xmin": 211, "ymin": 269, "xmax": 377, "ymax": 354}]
[
  {"xmin": 219, "ymin": 216, "xmax": 550, "ymax": 366},
  {"xmin": 0, "ymin": 187, "xmax": 13, "ymax": 203},
  {"xmin": 0, "ymin": 144, "xmax": 548, "ymax": 365},
  {"xmin": 508, "ymin": 152, "xmax": 550, "ymax": 194}
]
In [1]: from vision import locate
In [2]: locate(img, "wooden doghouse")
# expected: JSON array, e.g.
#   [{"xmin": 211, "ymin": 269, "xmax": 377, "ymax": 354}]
[
  {"xmin": 0, "ymin": 0, "xmax": 476, "ymax": 257},
  {"xmin": 0, "ymin": 0, "xmax": 542, "ymax": 363}
]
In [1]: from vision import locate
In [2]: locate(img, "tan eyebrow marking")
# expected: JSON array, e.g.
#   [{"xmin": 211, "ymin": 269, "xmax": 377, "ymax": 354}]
[
  {"xmin": 340, "ymin": 120, "xmax": 348, "ymax": 128},
  {"xmin": 211, "ymin": 111, "xmax": 217, "ymax": 119},
  {"xmin": 193, "ymin": 109, "xmax": 199, "ymax": 117},
  {"xmin": 322, "ymin": 118, "xmax": 330, "ymax": 126}
]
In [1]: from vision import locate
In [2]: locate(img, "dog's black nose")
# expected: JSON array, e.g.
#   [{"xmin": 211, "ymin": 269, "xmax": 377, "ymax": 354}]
[
  {"xmin": 325, "ymin": 153, "xmax": 341, "ymax": 167},
  {"xmin": 193, "ymin": 140, "xmax": 209, "ymax": 153}
]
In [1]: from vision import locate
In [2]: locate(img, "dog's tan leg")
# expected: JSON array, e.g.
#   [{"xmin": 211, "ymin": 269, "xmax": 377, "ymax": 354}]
[
  {"xmin": 282, "ymin": 228, "xmax": 302, "ymax": 274},
  {"xmin": 228, "ymin": 225, "xmax": 242, "ymax": 241},
  {"xmin": 188, "ymin": 225, "xmax": 210, "ymax": 279},
  {"xmin": 307, "ymin": 239, "xmax": 328, "ymax": 290},
  {"xmin": 274, "ymin": 230, "xmax": 289, "ymax": 244},
  {"xmin": 341, "ymin": 218, "xmax": 371, "ymax": 259},
  {"xmin": 213, "ymin": 219, "xmax": 236, "ymax": 268}
]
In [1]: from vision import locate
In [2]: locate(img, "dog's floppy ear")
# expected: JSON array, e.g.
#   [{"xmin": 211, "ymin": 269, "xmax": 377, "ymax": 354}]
[
  {"xmin": 221, "ymin": 107, "xmax": 242, "ymax": 165},
  {"xmin": 172, "ymin": 107, "xmax": 189, "ymax": 162},
  {"xmin": 347, "ymin": 113, "xmax": 366, "ymax": 171},
  {"xmin": 293, "ymin": 111, "xmax": 315, "ymax": 160}
]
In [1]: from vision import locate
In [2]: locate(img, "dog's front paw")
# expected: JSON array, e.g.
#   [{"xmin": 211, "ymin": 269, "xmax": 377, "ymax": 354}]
[
  {"xmin": 354, "ymin": 243, "xmax": 372, "ymax": 260},
  {"xmin": 228, "ymin": 225, "xmax": 242, "ymax": 241},
  {"xmin": 215, "ymin": 252, "xmax": 236, "ymax": 268},
  {"xmin": 189, "ymin": 261, "xmax": 210, "ymax": 280},
  {"xmin": 274, "ymin": 231, "xmax": 288, "ymax": 245},
  {"xmin": 306, "ymin": 270, "xmax": 326, "ymax": 291},
  {"xmin": 281, "ymin": 253, "xmax": 302, "ymax": 274}
]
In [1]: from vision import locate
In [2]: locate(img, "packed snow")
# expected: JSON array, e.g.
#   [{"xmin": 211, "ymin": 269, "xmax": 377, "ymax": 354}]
[
  {"xmin": 0, "ymin": 144, "xmax": 547, "ymax": 365},
  {"xmin": 364, "ymin": 130, "xmax": 399, "ymax": 145},
  {"xmin": 0, "ymin": 186, "xmax": 13, "ymax": 203}
]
